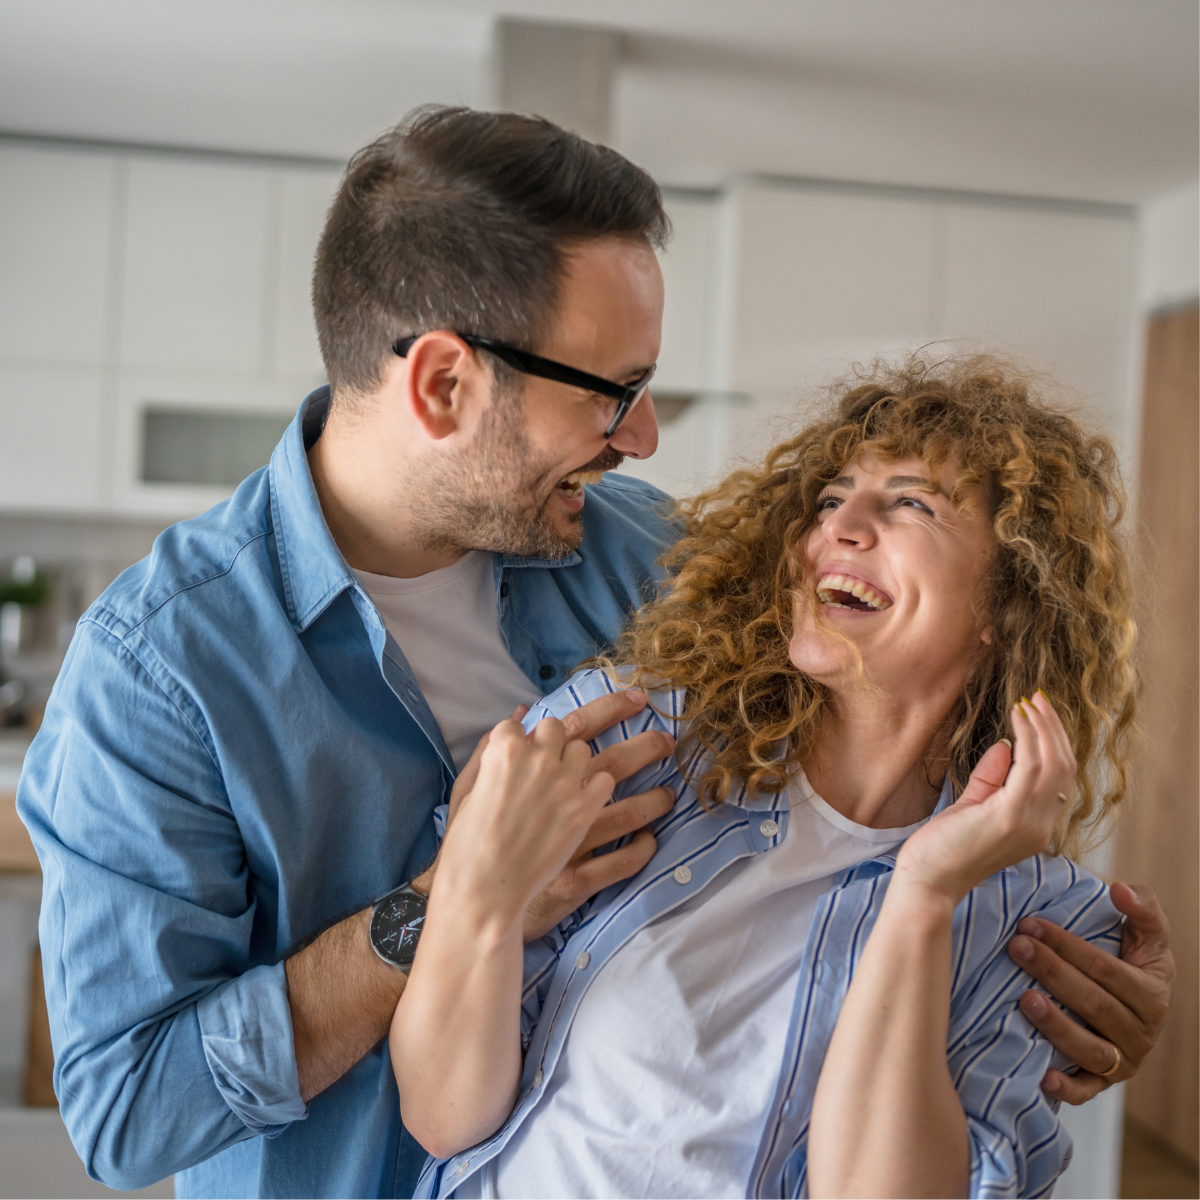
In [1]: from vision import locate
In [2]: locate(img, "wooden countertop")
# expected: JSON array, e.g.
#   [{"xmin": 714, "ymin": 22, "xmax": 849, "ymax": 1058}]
[{"xmin": 0, "ymin": 789, "xmax": 39, "ymax": 874}]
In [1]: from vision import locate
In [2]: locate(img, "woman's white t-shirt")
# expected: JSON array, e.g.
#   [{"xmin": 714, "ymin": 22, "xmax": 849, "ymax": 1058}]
[{"xmin": 467, "ymin": 774, "xmax": 933, "ymax": 1200}]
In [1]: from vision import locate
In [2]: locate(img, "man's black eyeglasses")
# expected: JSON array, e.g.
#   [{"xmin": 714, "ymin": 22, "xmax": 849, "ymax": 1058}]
[{"xmin": 393, "ymin": 334, "xmax": 656, "ymax": 439}]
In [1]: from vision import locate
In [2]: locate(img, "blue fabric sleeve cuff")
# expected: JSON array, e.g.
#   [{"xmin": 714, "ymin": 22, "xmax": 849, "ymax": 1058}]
[{"xmin": 196, "ymin": 962, "xmax": 308, "ymax": 1136}]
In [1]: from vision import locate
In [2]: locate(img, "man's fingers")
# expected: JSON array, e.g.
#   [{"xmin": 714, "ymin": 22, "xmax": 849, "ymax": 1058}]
[
  {"xmin": 523, "ymin": 829, "xmax": 657, "ymax": 941},
  {"xmin": 1017, "ymin": 990, "xmax": 1135, "ymax": 1080},
  {"xmin": 575, "ymin": 787, "xmax": 676, "ymax": 856},
  {"xmin": 1111, "ymin": 882, "xmax": 1175, "ymax": 973},
  {"xmin": 1016, "ymin": 913, "xmax": 1170, "ymax": 1037},
  {"xmin": 587, "ymin": 729, "xmax": 675, "ymax": 785},
  {"xmin": 1008, "ymin": 926, "xmax": 1150, "ymax": 1062},
  {"xmin": 563, "ymin": 828, "xmax": 658, "ymax": 898},
  {"xmin": 560, "ymin": 688, "xmax": 647, "ymax": 741},
  {"xmin": 1041, "ymin": 1068, "xmax": 1107, "ymax": 1106}
]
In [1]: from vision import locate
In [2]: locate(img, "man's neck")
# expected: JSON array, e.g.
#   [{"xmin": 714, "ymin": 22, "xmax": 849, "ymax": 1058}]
[{"xmin": 307, "ymin": 399, "xmax": 464, "ymax": 580}]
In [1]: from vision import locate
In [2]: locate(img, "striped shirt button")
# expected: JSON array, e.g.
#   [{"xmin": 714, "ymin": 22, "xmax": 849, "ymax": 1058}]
[
  {"xmin": 575, "ymin": 951, "xmax": 591, "ymax": 969},
  {"xmin": 673, "ymin": 865, "xmax": 692, "ymax": 884},
  {"xmin": 533, "ymin": 1068, "xmax": 544, "ymax": 1087},
  {"xmin": 760, "ymin": 819, "xmax": 780, "ymax": 837}
]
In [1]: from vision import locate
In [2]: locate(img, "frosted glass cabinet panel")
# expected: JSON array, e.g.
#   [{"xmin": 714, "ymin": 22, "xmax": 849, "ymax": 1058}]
[
  {"xmin": 0, "ymin": 144, "xmax": 116, "ymax": 366},
  {"xmin": 940, "ymin": 205, "xmax": 1137, "ymax": 439},
  {"xmin": 120, "ymin": 159, "xmax": 274, "ymax": 374}
]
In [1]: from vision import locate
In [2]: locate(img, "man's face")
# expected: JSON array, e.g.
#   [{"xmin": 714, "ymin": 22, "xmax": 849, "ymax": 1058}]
[{"xmin": 426, "ymin": 237, "xmax": 663, "ymax": 560}]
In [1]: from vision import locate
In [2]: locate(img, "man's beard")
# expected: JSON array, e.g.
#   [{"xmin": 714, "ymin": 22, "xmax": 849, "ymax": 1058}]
[{"xmin": 410, "ymin": 396, "xmax": 624, "ymax": 561}]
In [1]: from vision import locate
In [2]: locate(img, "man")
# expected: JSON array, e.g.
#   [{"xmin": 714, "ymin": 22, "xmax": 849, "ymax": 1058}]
[{"xmin": 19, "ymin": 108, "xmax": 1172, "ymax": 1198}]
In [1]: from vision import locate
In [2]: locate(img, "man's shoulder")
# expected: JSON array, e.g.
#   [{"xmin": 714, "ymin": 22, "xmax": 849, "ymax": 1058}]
[
  {"xmin": 586, "ymin": 472, "xmax": 680, "ymax": 538},
  {"xmin": 85, "ymin": 469, "xmax": 276, "ymax": 643}
]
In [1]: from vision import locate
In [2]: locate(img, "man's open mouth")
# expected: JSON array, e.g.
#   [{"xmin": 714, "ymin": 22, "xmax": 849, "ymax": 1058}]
[
  {"xmin": 816, "ymin": 572, "xmax": 894, "ymax": 611},
  {"xmin": 554, "ymin": 470, "xmax": 605, "ymax": 498}
]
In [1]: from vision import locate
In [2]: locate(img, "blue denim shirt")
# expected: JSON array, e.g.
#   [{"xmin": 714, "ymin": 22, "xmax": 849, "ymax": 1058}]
[{"xmin": 17, "ymin": 388, "xmax": 679, "ymax": 1199}]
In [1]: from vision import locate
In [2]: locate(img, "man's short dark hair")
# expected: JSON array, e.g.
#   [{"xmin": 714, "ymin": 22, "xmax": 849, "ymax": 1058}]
[{"xmin": 313, "ymin": 106, "xmax": 671, "ymax": 399}]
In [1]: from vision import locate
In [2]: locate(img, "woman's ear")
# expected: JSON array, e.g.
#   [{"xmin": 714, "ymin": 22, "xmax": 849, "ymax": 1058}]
[{"xmin": 980, "ymin": 625, "xmax": 994, "ymax": 646}]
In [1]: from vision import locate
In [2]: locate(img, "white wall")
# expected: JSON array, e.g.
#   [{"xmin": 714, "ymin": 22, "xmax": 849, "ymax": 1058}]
[{"xmin": 1137, "ymin": 178, "xmax": 1200, "ymax": 312}]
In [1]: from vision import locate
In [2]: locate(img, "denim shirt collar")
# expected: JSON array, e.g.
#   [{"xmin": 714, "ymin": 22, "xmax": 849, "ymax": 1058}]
[{"xmin": 269, "ymin": 389, "xmax": 359, "ymax": 633}]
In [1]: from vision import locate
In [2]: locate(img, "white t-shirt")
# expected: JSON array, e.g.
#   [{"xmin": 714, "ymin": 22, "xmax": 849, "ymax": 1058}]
[
  {"xmin": 353, "ymin": 552, "xmax": 541, "ymax": 771},
  {"xmin": 479, "ymin": 774, "xmax": 930, "ymax": 1200}
]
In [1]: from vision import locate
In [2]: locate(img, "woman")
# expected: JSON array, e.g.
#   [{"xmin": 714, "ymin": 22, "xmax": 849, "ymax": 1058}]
[{"xmin": 393, "ymin": 354, "xmax": 1139, "ymax": 1198}]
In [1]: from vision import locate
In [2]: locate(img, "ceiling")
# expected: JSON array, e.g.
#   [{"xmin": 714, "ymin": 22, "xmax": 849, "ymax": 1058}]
[{"xmin": 1, "ymin": 0, "xmax": 1195, "ymax": 203}]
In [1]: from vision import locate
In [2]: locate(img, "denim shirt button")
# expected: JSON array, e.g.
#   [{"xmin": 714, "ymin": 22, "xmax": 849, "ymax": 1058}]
[
  {"xmin": 760, "ymin": 819, "xmax": 779, "ymax": 838},
  {"xmin": 539, "ymin": 664, "xmax": 555, "ymax": 680}
]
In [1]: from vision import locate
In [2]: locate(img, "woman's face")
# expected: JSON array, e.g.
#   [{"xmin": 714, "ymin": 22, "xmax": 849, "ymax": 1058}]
[{"xmin": 789, "ymin": 448, "xmax": 996, "ymax": 697}]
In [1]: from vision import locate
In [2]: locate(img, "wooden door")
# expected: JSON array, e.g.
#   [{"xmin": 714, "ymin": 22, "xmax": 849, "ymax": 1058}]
[{"xmin": 1117, "ymin": 304, "xmax": 1199, "ymax": 1164}]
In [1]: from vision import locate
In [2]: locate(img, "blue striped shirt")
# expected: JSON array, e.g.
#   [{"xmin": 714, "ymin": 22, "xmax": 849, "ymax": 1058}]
[{"xmin": 417, "ymin": 668, "xmax": 1122, "ymax": 1199}]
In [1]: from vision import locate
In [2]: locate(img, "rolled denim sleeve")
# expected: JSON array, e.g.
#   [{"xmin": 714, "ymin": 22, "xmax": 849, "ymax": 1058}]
[
  {"xmin": 196, "ymin": 963, "xmax": 307, "ymax": 1134},
  {"xmin": 18, "ymin": 618, "xmax": 305, "ymax": 1189}
]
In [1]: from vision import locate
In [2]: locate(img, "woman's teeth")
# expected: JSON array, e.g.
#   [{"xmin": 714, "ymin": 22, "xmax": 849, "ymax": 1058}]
[
  {"xmin": 556, "ymin": 470, "xmax": 605, "ymax": 496},
  {"xmin": 816, "ymin": 574, "xmax": 892, "ymax": 610}
]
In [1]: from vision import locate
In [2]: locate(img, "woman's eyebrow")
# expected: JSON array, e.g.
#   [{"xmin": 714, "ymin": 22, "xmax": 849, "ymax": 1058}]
[{"xmin": 885, "ymin": 474, "xmax": 945, "ymax": 495}]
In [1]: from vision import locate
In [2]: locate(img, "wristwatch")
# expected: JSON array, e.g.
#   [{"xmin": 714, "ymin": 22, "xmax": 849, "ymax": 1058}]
[{"xmin": 368, "ymin": 884, "xmax": 428, "ymax": 972}]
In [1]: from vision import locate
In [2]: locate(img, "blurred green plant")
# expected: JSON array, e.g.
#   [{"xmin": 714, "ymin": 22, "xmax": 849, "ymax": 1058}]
[{"xmin": 0, "ymin": 574, "xmax": 49, "ymax": 607}]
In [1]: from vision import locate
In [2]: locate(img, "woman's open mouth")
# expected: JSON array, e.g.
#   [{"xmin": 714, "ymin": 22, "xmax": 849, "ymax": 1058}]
[{"xmin": 816, "ymin": 572, "xmax": 894, "ymax": 611}]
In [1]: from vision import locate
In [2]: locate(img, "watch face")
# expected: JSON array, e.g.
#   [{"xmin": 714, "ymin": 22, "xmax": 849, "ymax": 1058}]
[{"xmin": 370, "ymin": 889, "xmax": 427, "ymax": 968}]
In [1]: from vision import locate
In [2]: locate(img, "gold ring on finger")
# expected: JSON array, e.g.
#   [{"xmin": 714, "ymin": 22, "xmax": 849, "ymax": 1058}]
[{"xmin": 1098, "ymin": 1042, "xmax": 1122, "ymax": 1080}]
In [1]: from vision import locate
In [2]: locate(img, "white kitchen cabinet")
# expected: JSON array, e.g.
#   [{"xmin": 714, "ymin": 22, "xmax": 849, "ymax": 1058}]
[
  {"xmin": 0, "ymin": 362, "xmax": 107, "ymax": 511},
  {"xmin": 939, "ymin": 204, "xmax": 1137, "ymax": 445},
  {"xmin": 109, "ymin": 369, "xmax": 302, "ymax": 518},
  {"xmin": 120, "ymin": 158, "xmax": 275, "ymax": 376},
  {"xmin": 272, "ymin": 167, "xmax": 342, "ymax": 382},
  {"xmin": 0, "ymin": 144, "xmax": 116, "ymax": 367}
]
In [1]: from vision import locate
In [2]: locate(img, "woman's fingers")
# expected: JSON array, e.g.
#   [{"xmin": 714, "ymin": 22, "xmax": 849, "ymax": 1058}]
[{"xmin": 956, "ymin": 740, "xmax": 1012, "ymax": 807}]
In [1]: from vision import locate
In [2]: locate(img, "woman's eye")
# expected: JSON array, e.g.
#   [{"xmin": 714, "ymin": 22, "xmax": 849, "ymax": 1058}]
[
  {"xmin": 816, "ymin": 494, "xmax": 840, "ymax": 512},
  {"xmin": 895, "ymin": 493, "xmax": 934, "ymax": 514}
]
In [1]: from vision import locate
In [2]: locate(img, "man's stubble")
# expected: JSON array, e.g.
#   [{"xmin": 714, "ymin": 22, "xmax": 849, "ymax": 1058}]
[{"xmin": 410, "ymin": 390, "xmax": 622, "ymax": 562}]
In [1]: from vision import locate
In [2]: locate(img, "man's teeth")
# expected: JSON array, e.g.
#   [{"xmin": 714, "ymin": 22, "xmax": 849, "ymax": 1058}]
[
  {"xmin": 557, "ymin": 470, "xmax": 605, "ymax": 495},
  {"xmin": 816, "ymin": 574, "xmax": 892, "ymax": 610}
]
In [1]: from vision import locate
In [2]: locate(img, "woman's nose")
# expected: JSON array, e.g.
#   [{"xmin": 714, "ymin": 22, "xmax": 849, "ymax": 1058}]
[{"xmin": 823, "ymin": 497, "xmax": 878, "ymax": 547}]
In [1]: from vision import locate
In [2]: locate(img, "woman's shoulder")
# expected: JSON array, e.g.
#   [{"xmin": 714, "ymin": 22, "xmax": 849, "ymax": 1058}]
[
  {"xmin": 522, "ymin": 667, "xmax": 687, "ymax": 746},
  {"xmin": 950, "ymin": 854, "xmax": 1123, "ymax": 987}
]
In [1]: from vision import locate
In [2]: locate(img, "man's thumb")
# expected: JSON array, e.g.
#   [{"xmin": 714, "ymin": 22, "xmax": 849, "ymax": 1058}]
[{"xmin": 956, "ymin": 739, "xmax": 1013, "ymax": 807}]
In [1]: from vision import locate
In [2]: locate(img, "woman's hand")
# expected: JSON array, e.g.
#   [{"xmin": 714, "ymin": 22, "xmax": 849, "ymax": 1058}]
[
  {"xmin": 433, "ymin": 716, "xmax": 616, "ymax": 943},
  {"xmin": 895, "ymin": 691, "xmax": 1076, "ymax": 908}
]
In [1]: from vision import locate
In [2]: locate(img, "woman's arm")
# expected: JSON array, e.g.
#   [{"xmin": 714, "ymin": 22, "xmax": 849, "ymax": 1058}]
[
  {"xmin": 391, "ymin": 717, "xmax": 615, "ymax": 1158},
  {"xmin": 809, "ymin": 693, "xmax": 1076, "ymax": 1198}
]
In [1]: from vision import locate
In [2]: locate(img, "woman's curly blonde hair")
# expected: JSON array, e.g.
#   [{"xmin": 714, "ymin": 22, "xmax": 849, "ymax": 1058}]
[{"xmin": 610, "ymin": 352, "xmax": 1140, "ymax": 857}]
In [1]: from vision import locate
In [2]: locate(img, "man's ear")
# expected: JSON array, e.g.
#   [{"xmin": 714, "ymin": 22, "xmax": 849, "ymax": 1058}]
[{"xmin": 400, "ymin": 332, "xmax": 478, "ymax": 441}]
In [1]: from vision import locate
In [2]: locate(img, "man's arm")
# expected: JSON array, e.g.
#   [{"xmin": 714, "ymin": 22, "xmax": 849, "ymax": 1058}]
[
  {"xmin": 1007, "ymin": 881, "xmax": 1173, "ymax": 1103},
  {"xmin": 286, "ymin": 688, "xmax": 676, "ymax": 1102}
]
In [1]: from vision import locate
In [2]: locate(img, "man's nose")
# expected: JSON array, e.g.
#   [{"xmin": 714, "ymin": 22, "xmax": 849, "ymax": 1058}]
[{"xmin": 608, "ymin": 390, "xmax": 660, "ymax": 459}]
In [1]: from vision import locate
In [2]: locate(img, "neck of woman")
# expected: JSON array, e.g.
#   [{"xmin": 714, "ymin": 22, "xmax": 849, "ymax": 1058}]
[{"xmin": 801, "ymin": 676, "xmax": 963, "ymax": 830}]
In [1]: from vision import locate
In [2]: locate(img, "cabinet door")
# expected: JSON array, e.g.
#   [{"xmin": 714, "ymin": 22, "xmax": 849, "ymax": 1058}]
[
  {"xmin": 716, "ymin": 182, "xmax": 939, "ymax": 468},
  {"xmin": 940, "ymin": 205, "xmax": 1137, "ymax": 443},
  {"xmin": 0, "ymin": 144, "xmax": 116, "ymax": 367},
  {"xmin": 272, "ymin": 167, "xmax": 342, "ymax": 383},
  {"xmin": 120, "ymin": 158, "xmax": 273, "ymax": 375},
  {"xmin": 0, "ymin": 363, "xmax": 105, "ymax": 510}
]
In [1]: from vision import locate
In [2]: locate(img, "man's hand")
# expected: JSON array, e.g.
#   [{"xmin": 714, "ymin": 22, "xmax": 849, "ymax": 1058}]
[
  {"xmin": 1007, "ymin": 881, "xmax": 1174, "ymax": 1103},
  {"xmin": 427, "ymin": 689, "xmax": 676, "ymax": 939}
]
